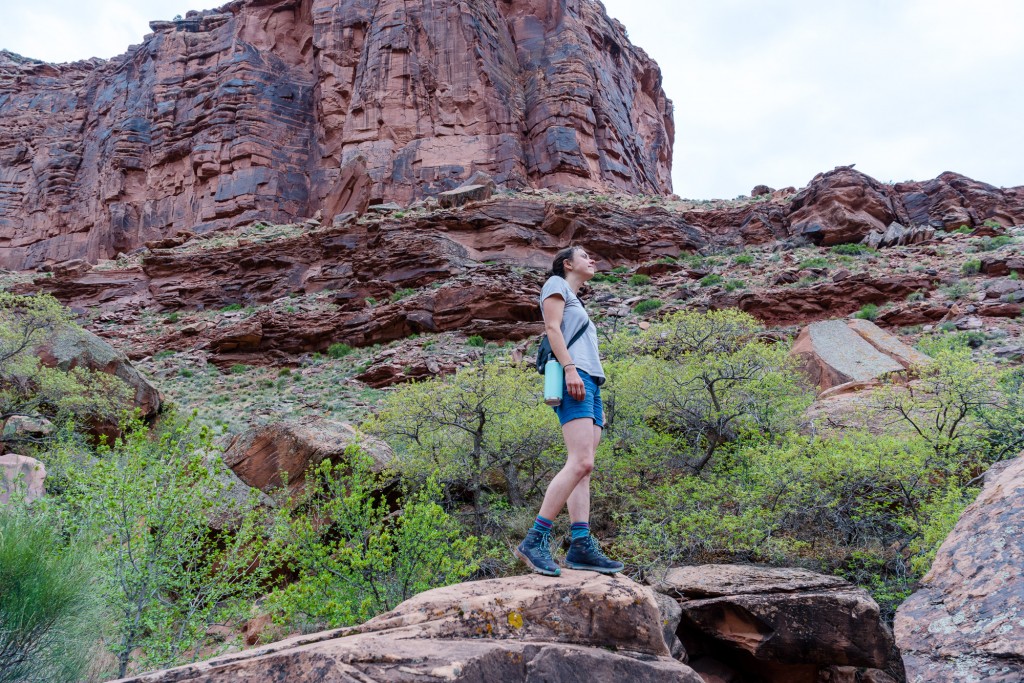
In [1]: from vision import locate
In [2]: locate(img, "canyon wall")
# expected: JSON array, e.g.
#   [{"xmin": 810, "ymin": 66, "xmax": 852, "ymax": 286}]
[{"xmin": 0, "ymin": 0, "xmax": 673, "ymax": 269}]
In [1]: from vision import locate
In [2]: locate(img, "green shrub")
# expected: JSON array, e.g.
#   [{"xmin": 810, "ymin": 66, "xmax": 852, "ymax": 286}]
[
  {"xmin": 724, "ymin": 280, "xmax": 746, "ymax": 292},
  {"xmin": 0, "ymin": 504, "xmax": 101, "ymax": 683},
  {"xmin": 466, "ymin": 335, "xmax": 485, "ymax": 347},
  {"xmin": 179, "ymin": 368, "xmax": 193, "ymax": 378},
  {"xmin": 799, "ymin": 256, "xmax": 830, "ymax": 269},
  {"xmin": 978, "ymin": 235, "xmax": 1014, "ymax": 251},
  {"xmin": 906, "ymin": 291, "xmax": 927, "ymax": 302},
  {"xmin": 267, "ymin": 452, "xmax": 478, "ymax": 630},
  {"xmin": 229, "ymin": 364, "xmax": 249, "ymax": 374},
  {"xmin": 220, "ymin": 303, "xmax": 243, "ymax": 312},
  {"xmin": 961, "ymin": 259, "xmax": 982, "ymax": 275},
  {"xmin": 612, "ymin": 266, "xmax": 630, "ymax": 274},
  {"xmin": 629, "ymin": 274, "xmax": 652, "ymax": 286},
  {"xmin": 634, "ymin": 299, "xmax": 663, "ymax": 314},
  {"xmin": 855, "ymin": 303, "xmax": 880, "ymax": 321},
  {"xmin": 830, "ymin": 243, "xmax": 875, "ymax": 256},
  {"xmin": 951, "ymin": 225, "xmax": 972, "ymax": 234},
  {"xmin": 278, "ymin": 367, "xmax": 292, "ymax": 376},
  {"xmin": 699, "ymin": 274, "xmax": 723, "ymax": 287},
  {"xmin": 733, "ymin": 253, "xmax": 754, "ymax": 265},
  {"xmin": 1011, "ymin": 271, "xmax": 1020, "ymax": 281},
  {"xmin": 327, "ymin": 342, "xmax": 354, "ymax": 359},
  {"xmin": 941, "ymin": 281, "xmax": 971, "ymax": 300},
  {"xmin": 590, "ymin": 272, "xmax": 618, "ymax": 283},
  {"xmin": 390, "ymin": 288, "xmax": 416, "ymax": 303},
  {"xmin": 165, "ymin": 312, "xmax": 181, "ymax": 323}
]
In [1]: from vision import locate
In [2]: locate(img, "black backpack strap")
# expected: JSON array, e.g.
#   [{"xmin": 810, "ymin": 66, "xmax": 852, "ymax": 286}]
[{"xmin": 565, "ymin": 321, "xmax": 589, "ymax": 350}]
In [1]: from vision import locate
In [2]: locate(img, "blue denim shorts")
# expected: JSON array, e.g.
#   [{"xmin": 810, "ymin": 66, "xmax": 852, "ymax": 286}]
[{"xmin": 553, "ymin": 369, "xmax": 604, "ymax": 428}]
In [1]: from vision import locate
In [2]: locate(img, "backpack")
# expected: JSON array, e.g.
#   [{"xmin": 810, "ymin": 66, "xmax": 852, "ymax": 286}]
[{"xmin": 535, "ymin": 322, "xmax": 589, "ymax": 375}]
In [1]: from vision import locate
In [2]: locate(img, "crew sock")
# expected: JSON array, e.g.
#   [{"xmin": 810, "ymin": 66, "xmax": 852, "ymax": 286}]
[
  {"xmin": 570, "ymin": 521, "xmax": 590, "ymax": 541},
  {"xmin": 532, "ymin": 515, "xmax": 554, "ymax": 535}
]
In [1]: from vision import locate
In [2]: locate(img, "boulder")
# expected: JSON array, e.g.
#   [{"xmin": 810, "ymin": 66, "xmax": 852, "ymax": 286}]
[
  {"xmin": 114, "ymin": 571, "xmax": 703, "ymax": 682},
  {"xmin": 656, "ymin": 565, "xmax": 904, "ymax": 683},
  {"xmin": 221, "ymin": 417, "xmax": 393, "ymax": 494},
  {"xmin": 0, "ymin": 454, "xmax": 46, "ymax": 504},
  {"xmin": 751, "ymin": 185, "xmax": 776, "ymax": 197},
  {"xmin": 1, "ymin": 415, "xmax": 55, "ymax": 441},
  {"xmin": 787, "ymin": 167, "xmax": 907, "ymax": 246},
  {"xmin": 438, "ymin": 183, "xmax": 494, "ymax": 209},
  {"xmin": 895, "ymin": 454, "xmax": 1024, "ymax": 682},
  {"xmin": 791, "ymin": 320, "xmax": 908, "ymax": 392},
  {"xmin": 323, "ymin": 154, "xmax": 372, "ymax": 221},
  {"xmin": 35, "ymin": 324, "xmax": 161, "ymax": 420}
]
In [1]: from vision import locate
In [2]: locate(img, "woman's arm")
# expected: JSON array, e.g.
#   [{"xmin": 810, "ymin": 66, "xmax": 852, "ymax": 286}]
[{"xmin": 543, "ymin": 294, "xmax": 586, "ymax": 400}]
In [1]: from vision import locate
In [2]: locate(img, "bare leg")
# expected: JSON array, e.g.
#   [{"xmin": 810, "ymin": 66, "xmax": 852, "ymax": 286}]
[
  {"xmin": 567, "ymin": 423, "xmax": 602, "ymax": 522},
  {"xmin": 538, "ymin": 418, "xmax": 600, "ymax": 521}
]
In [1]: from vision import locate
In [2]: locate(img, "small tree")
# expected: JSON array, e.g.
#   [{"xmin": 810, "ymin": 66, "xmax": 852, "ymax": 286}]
[
  {"xmin": 0, "ymin": 502, "xmax": 102, "ymax": 683},
  {"xmin": 366, "ymin": 360, "xmax": 563, "ymax": 531},
  {"xmin": 614, "ymin": 310, "xmax": 811, "ymax": 473},
  {"xmin": 66, "ymin": 411, "xmax": 272, "ymax": 676},
  {"xmin": 267, "ymin": 449, "xmax": 478, "ymax": 630}
]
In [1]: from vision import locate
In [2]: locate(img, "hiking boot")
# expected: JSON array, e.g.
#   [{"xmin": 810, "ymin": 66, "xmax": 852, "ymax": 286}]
[
  {"xmin": 514, "ymin": 529, "xmax": 561, "ymax": 576},
  {"xmin": 564, "ymin": 535, "xmax": 624, "ymax": 574}
]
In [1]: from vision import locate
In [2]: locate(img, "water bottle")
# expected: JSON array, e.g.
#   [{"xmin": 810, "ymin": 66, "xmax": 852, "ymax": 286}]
[{"xmin": 544, "ymin": 360, "xmax": 564, "ymax": 406}]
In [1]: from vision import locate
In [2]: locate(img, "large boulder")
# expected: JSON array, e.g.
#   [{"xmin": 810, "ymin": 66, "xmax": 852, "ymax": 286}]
[
  {"xmin": 656, "ymin": 565, "xmax": 904, "ymax": 683},
  {"xmin": 114, "ymin": 570, "xmax": 703, "ymax": 682},
  {"xmin": 0, "ymin": 454, "xmax": 46, "ymax": 504},
  {"xmin": 35, "ymin": 324, "xmax": 161, "ymax": 425},
  {"xmin": 787, "ymin": 167, "xmax": 907, "ymax": 246},
  {"xmin": 221, "ymin": 417, "xmax": 393, "ymax": 494},
  {"xmin": 895, "ymin": 454, "xmax": 1024, "ymax": 682}
]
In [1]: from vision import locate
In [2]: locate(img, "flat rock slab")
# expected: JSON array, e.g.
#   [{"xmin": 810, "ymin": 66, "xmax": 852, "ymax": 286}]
[
  {"xmin": 792, "ymin": 319, "xmax": 908, "ymax": 391},
  {"xmin": 115, "ymin": 571, "xmax": 701, "ymax": 683},
  {"xmin": 895, "ymin": 453, "xmax": 1024, "ymax": 682},
  {"xmin": 846, "ymin": 319, "xmax": 931, "ymax": 368}
]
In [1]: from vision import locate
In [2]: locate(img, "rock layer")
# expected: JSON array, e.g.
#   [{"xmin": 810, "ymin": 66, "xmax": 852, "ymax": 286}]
[
  {"xmin": 0, "ymin": 0, "xmax": 674, "ymax": 269},
  {"xmin": 895, "ymin": 453, "xmax": 1024, "ymax": 682}
]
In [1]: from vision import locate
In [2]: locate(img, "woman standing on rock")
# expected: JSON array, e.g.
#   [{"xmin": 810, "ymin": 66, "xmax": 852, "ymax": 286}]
[{"xmin": 514, "ymin": 246, "xmax": 624, "ymax": 576}]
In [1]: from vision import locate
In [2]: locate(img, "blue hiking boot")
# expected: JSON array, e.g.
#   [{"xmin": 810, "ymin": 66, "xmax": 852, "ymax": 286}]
[
  {"xmin": 514, "ymin": 529, "xmax": 561, "ymax": 576},
  {"xmin": 564, "ymin": 535, "xmax": 624, "ymax": 574}
]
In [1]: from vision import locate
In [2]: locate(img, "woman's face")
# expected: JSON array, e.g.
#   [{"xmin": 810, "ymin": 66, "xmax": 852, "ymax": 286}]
[{"xmin": 566, "ymin": 249, "xmax": 596, "ymax": 280}]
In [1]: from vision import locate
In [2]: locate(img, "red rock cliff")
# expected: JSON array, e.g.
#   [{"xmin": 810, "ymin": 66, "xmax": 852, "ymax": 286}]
[{"xmin": 0, "ymin": 0, "xmax": 673, "ymax": 270}]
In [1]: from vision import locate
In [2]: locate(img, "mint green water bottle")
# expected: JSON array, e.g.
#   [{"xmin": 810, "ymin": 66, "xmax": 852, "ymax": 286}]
[{"xmin": 544, "ymin": 360, "xmax": 564, "ymax": 406}]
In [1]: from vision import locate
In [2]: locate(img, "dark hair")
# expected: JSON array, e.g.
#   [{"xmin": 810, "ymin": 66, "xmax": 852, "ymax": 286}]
[{"xmin": 550, "ymin": 246, "xmax": 580, "ymax": 278}]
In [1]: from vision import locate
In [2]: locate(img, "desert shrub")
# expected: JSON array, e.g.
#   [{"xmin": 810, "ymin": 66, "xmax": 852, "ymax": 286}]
[
  {"xmin": 0, "ymin": 504, "xmax": 101, "ymax": 683},
  {"xmin": 798, "ymin": 256, "xmax": 830, "ymax": 269},
  {"xmin": 390, "ymin": 288, "xmax": 416, "ymax": 303},
  {"xmin": 961, "ymin": 259, "xmax": 982, "ymax": 275},
  {"xmin": 906, "ymin": 291, "xmax": 926, "ymax": 302},
  {"xmin": 699, "ymin": 273, "xmax": 723, "ymax": 287},
  {"xmin": 267, "ymin": 451, "xmax": 477, "ymax": 631},
  {"xmin": 165, "ymin": 312, "xmax": 180, "ymax": 323},
  {"xmin": 830, "ymin": 243, "xmax": 875, "ymax": 256},
  {"xmin": 733, "ymin": 253, "xmax": 754, "ymax": 265},
  {"xmin": 629, "ymin": 274, "xmax": 652, "ymax": 286},
  {"xmin": 634, "ymin": 299, "xmax": 663, "ymax": 314},
  {"xmin": 366, "ymin": 361, "xmax": 563, "ymax": 531},
  {"xmin": 612, "ymin": 266, "xmax": 629, "ymax": 274},
  {"xmin": 724, "ymin": 279, "xmax": 746, "ymax": 292},
  {"xmin": 590, "ymin": 272, "xmax": 618, "ymax": 283},
  {"xmin": 854, "ymin": 303, "xmax": 880, "ymax": 321},
  {"xmin": 978, "ymin": 235, "xmax": 1014, "ymax": 251},
  {"xmin": 55, "ymin": 413, "xmax": 273, "ymax": 676},
  {"xmin": 327, "ymin": 342, "xmax": 354, "ymax": 359},
  {"xmin": 229, "ymin": 363, "xmax": 249, "ymax": 374},
  {"xmin": 466, "ymin": 335, "xmax": 485, "ymax": 347},
  {"xmin": 940, "ymin": 280, "xmax": 971, "ymax": 300},
  {"xmin": 220, "ymin": 303, "xmax": 243, "ymax": 312}
]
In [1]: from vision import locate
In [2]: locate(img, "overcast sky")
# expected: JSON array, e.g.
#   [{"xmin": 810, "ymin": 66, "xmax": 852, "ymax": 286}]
[{"xmin": 1, "ymin": 0, "xmax": 1021, "ymax": 198}]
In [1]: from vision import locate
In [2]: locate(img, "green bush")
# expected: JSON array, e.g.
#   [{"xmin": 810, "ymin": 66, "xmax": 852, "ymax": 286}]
[
  {"xmin": 724, "ymin": 280, "xmax": 746, "ymax": 292},
  {"xmin": 699, "ymin": 274, "xmax": 723, "ymax": 287},
  {"xmin": 612, "ymin": 266, "xmax": 630, "ymax": 274},
  {"xmin": 961, "ymin": 259, "xmax": 982, "ymax": 275},
  {"xmin": 940, "ymin": 281, "xmax": 971, "ymax": 300},
  {"xmin": 327, "ymin": 343, "xmax": 354, "ymax": 359},
  {"xmin": 590, "ymin": 272, "xmax": 618, "ymax": 283},
  {"xmin": 466, "ymin": 335, "xmax": 486, "ymax": 347},
  {"xmin": 220, "ymin": 303, "xmax": 243, "ymax": 312},
  {"xmin": 733, "ymin": 253, "xmax": 754, "ymax": 265},
  {"xmin": 906, "ymin": 291, "xmax": 926, "ymax": 302},
  {"xmin": 165, "ymin": 312, "xmax": 181, "ymax": 323},
  {"xmin": 0, "ymin": 504, "xmax": 101, "ymax": 683},
  {"xmin": 267, "ymin": 450, "xmax": 479, "ymax": 630},
  {"xmin": 634, "ymin": 299, "xmax": 663, "ymax": 314},
  {"xmin": 390, "ymin": 288, "xmax": 416, "ymax": 303},
  {"xmin": 229, "ymin": 364, "xmax": 249, "ymax": 374},
  {"xmin": 978, "ymin": 235, "xmax": 1014, "ymax": 251},
  {"xmin": 799, "ymin": 256, "xmax": 830, "ymax": 269},
  {"xmin": 855, "ymin": 304, "xmax": 880, "ymax": 321},
  {"xmin": 830, "ymin": 243, "xmax": 875, "ymax": 256},
  {"xmin": 629, "ymin": 274, "xmax": 652, "ymax": 286}
]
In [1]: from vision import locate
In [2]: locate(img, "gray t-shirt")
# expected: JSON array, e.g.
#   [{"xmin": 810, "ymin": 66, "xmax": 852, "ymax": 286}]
[{"xmin": 540, "ymin": 276, "xmax": 605, "ymax": 382}]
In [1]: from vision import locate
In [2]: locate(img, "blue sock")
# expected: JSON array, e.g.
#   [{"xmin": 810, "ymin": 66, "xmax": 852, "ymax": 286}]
[
  {"xmin": 532, "ymin": 515, "xmax": 554, "ymax": 534},
  {"xmin": 570, "ymin": 522, "xmax": 590, "ymax": 540}
]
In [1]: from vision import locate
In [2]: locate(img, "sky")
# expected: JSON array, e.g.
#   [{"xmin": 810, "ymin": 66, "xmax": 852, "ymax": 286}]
[{"xmin": 1, "ymin": 0, "xmax": 1022, "ymax": 199}]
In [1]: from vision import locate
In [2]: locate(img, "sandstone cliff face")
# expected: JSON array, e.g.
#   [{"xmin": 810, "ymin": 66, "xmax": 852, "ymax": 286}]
[{"xmin": 0, "ymin": 0, "xmax": 673, "ymax": 269}]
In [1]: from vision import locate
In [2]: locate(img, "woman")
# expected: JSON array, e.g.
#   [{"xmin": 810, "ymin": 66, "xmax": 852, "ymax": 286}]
[{"xmin": 514, "ymin": 246, "xmax": 624, "ymax": 576}]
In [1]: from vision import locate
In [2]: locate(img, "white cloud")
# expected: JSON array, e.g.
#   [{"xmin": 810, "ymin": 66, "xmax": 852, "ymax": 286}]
[{"xmin": 1, "ymin": 0, "xmax": 1021, "ymax": 197}]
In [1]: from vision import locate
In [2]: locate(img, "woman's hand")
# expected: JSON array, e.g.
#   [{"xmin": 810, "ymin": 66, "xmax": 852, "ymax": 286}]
[{"xmin": 565, "ymin": 365, "xmax": 586, "ymax": 401}]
